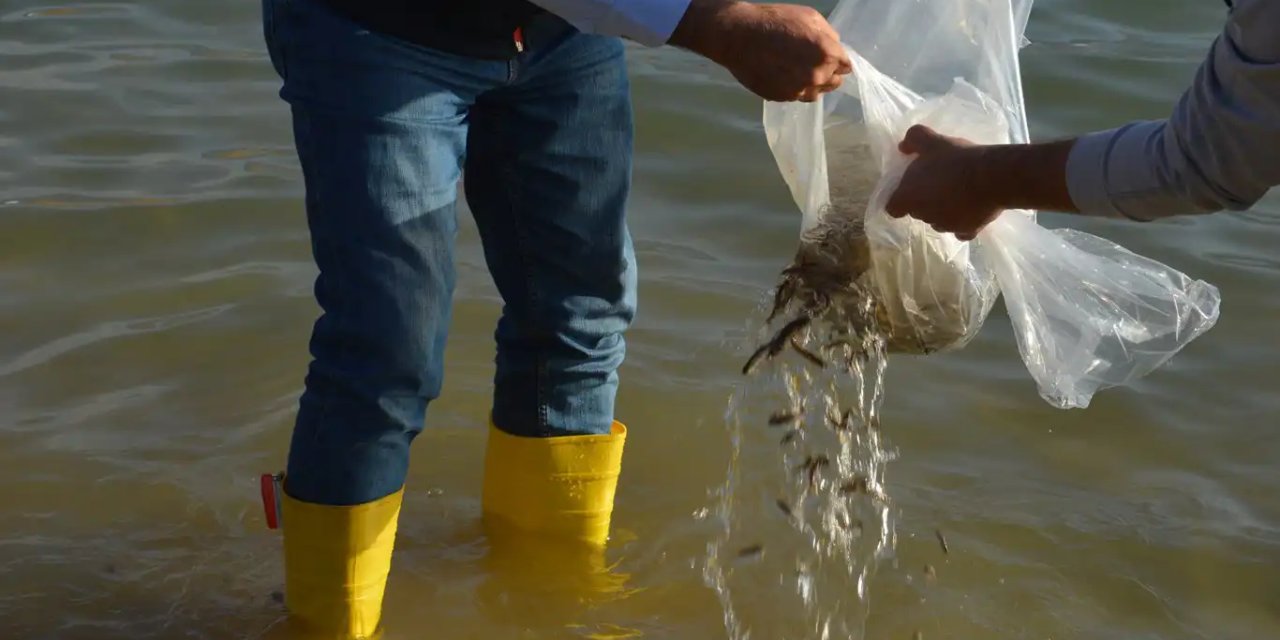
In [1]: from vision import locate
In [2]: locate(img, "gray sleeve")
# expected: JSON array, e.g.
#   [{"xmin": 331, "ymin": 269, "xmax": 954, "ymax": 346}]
[{"xmin": 1065, "ymin": 0, "xmax": 1280, "ymax": 221}]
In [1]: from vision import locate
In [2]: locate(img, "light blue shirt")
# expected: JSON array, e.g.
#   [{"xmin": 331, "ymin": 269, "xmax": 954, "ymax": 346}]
[
  {"xmin": 1066, "ymin": 0, "xmax": 1280, "ymax": 220},
  {"xmin": 527, "ymin": 0, "xmax": 693, "ymax": 47}
]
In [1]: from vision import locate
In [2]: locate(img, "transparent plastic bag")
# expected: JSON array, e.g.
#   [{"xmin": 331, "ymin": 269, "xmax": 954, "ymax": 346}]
[{"xmin": 763, "ymin": 0, "xmax": 1221, "ymax": 408}]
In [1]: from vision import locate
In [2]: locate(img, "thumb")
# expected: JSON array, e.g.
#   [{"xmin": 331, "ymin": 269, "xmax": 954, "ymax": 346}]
[
  {"xmin": 834, "ymin": 50, "xmax": 853, "ymax": 75},
  {"xmin": 898, "ymin": 124, "xmax": 943, "ymax": 155}
]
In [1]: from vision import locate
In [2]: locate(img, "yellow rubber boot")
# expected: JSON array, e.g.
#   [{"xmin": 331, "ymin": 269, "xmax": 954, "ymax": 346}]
[
  {"xmin": 481, "ymin": 420, "xmax": 626, "ymax": 546},
  {"xmin": 279, "ymin": 486, "xmax": 403, "ymax": 640},
  {"xmin": 478, "ymin": 420, "xmax": 633, "ymax": 627}
]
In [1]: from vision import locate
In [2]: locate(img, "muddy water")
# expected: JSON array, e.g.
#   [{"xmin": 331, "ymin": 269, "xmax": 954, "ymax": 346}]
[{"xmin": 2, "ymin": 1, "xmax": 1279, "ymax": 639}]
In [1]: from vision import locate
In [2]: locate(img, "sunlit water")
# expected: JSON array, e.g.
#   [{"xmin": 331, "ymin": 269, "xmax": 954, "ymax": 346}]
[
  {"xmin": 2, "ymin": 1, "xmax": 1279, "ymax": 639},
  {"xmin": 703, "ymin": 298, "xmax": 896, "ymax": 640}
]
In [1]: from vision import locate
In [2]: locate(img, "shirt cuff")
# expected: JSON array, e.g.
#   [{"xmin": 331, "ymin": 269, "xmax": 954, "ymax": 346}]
[
  {"xmin": 1066, "ymin": 125, "xmax": 1132, "ymax": 219},
  {"xmin": 1066, "ymin": 119, "xmax": 1207, "ymax": 222},
  {"xmin": 598, "ymin": 0, "xmax": 692, "ymax": 47}
]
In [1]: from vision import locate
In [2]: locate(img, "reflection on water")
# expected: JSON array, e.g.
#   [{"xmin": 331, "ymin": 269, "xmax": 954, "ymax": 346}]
[{"xmin": 2, "ymin": 0, "xmax": 1279, "ymax": 639}]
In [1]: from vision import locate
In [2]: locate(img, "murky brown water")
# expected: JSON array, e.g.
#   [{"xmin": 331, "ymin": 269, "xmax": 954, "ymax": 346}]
[{"xmin": 2, "ymin": 1, "xmax": 1279, "ymax": 638}]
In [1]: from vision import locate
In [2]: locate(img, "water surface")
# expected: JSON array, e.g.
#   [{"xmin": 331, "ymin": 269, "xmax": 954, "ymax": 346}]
[{"xmin": 2, "ymin": 1, "xmax": 1278, "ymax": 638}]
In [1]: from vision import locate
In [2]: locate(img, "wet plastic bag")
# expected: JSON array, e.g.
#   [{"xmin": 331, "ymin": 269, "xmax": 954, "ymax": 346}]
[{"xmin": 763, "ymin": 0, "xmax": 1221, "ymax": 409}]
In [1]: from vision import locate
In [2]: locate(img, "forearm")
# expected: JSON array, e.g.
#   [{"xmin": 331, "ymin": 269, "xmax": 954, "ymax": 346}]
[
  {"xmin": 667, "ymin": 0, "xmax": 739, "ymax": 60},
  {"xmin": 974, "ymin": 139, "xmax": 1079, "ymax": 214}
]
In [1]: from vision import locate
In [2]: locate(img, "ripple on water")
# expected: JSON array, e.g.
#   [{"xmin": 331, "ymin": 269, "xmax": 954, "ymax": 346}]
[
  {"xmin": 8, "ymin": 384, "xmax": 173, "ymax": 436},
  {"xmin": 1199, "ymin": 250, "xmax": 1280, "ymax": 277},
  {"xmin": 0, "ymin": 304, "xmax": 236, "ymax": 378},
  {"xmin": 47, "ymin": 129, "xmax": 188, "ymax": 156},
  {"xmin": 2, "ymin": 1, "xmax": 1280, "ymax": 639},
  {"xmin": 4, "ymin": 4, "xmax": 137, "ymax": 21}
]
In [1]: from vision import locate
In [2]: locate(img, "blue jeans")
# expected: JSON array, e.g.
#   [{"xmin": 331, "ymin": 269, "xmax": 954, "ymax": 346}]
[{"xmin": 262, "ymin": 0, "xmax": 637, "ymax": 506}]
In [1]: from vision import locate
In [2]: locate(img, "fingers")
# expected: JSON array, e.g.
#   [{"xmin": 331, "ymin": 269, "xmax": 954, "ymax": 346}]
[
  {"xmin": 798, "ymin": 36, "xmax": 853, "ymax": 102},
  {"xmin": 823, "ymin": 42, "xmax": 853, "ymax": 76},
  {"xmin": 794, "ymin": 69, "xmax": 845, "ymax": 102},
  {"xmin": 834, "ymin": 52, "xmax": 853, "ymax": 75},
  {"xmin": 898, "ymin": 124, "xmax": 942, "ymax": 155},
  {"xmin": 955, "ymin": 220, "xmax": 992, "ymax": 241},
  {"xmin": 730, "ymin": 5, "xmax": 854, "ymax": 104},
  {"xmin": 885, "ymin": 194, "xmax": 980, "ymax": 241},
  {"xmin": 762, "ymin": 13, "xmax": 853, "ymax": 103},
  {"xmin": 934, "ymin": 222, "xmax": 978, "ymax": 241},
  {"xmin": 930, "ymin": 218, "xmax": 989, "ymax": 241},
  {"xmin": 812, "ymin": 73, "xmax": 843, "ymax": 97},
  {"xmin": 884, "ymin": 192, "xmax": 909, "ymax": 219},
  {"xmin": 812, "ymin": 9, "xmax": 853, "ymax": 75},
  {"xmin": 809, "ymin": 53, "xmax": 849, "ymax": 97}
]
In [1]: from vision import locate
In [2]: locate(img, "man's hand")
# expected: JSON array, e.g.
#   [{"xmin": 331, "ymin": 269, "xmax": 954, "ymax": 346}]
[
  {"xmin": 671, "ymin": 1, "xmax": 852, "ymax": 102},
  {"xmin": 885, "ymin": 125, "xmax": 1080, "ymax": 240},
  {"xmin": 884, "ymin": 125, "xmax": 999, "ymax": 241}
]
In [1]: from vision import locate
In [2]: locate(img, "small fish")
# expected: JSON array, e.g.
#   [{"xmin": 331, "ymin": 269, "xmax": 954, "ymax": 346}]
[
  {"xmin": 790, "ymin": 337, "xmax": 826, "ymax": 368},
  {"xmin": 924, "ymin": 564, "xmax": 937, "ymax": 583},
  {"xmin": 825, "ymin": 406, "xmax": 842, "ymax": 429},
  {"xmin": 742, "ymin": 343, "xmax": 772, "ymax": 376},
  {"xmin": 833, "ymin": 409, "xmax": 854, "ymax": 432},
  {"xmin": 742, "ymin": 315, "xmax": 813, "ymax": 375},
  {"xmin": 839, "ymin": 476, "xmax": 869, "ymax": 495},
  {"xmin": 776, "ymin": 498, "xmax": 793, "ymax": 518},
  {"xmin": 796, "ymin": 455, "xmax": 830, "ymax": 491},
  {"xmin": 767, "ymin": 276, "xmax": 799, "ymax": 324},
  {"xmin": 775, "ymin": 316, "xmax": 812, "ymax": 345},
  {"xmin": 768, "ymin": 407, "xmax": 805, "ymax": 426},
  {"xmin": 823, "ymin": 337, "xmax": 856, "ymax": 353},
  {"xmin": 737, "ymin": 544, "xmax": 765, "ymax": 559},
  {"xmin": 779, "ymin": 430, "xmax": 800, "ymax": 445},
  {"xmin": 794, "ymin": 455, "xmax": 830, "ymax": 475},
  {"xmin": 851, "ymin": 349, "xmax": 870, "ymax": 368},
  {"xmin": 935, "ymin": 529, "xmax": 950, "ymax": 555}
]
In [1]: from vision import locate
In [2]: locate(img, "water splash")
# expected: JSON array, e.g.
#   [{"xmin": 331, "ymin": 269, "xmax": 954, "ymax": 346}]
[{"xmin": 701, "ymin": 294, "xmax": 898, "ymax": 640}]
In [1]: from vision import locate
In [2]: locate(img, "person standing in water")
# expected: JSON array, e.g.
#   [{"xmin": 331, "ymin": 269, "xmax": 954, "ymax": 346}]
[
  {"xmin": 258, "ymin": 0, "xmax": 852, "ymax": 637},
  {"xmin": 885, "ymin": 0, "xmax": 1279, "ymax": 235}
]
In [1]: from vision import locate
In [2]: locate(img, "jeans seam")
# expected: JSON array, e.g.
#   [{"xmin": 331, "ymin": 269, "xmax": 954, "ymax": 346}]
[
  {"xmin": 294, "ymin": 108, "xmax": 353, "ymax": 452},
  {"xmin": 491, "ymin": 109, "xmax": 547, "ymax": 433}
]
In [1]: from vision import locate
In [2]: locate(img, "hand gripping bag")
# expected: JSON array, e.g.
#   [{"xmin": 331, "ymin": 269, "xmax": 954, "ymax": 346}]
[{"xmin": 763, "ymin": 0, "xmax": 1220, "ymax": 409}]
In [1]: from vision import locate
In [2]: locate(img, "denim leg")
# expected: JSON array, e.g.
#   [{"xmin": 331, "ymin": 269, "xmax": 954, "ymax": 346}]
[
  {"xmin": 464, "ymin": 32, "xmax": 637, "ymax": 438},
  {"xmin": 265, "ymin": 0, "xmax": 505, "ymax": 505}
]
